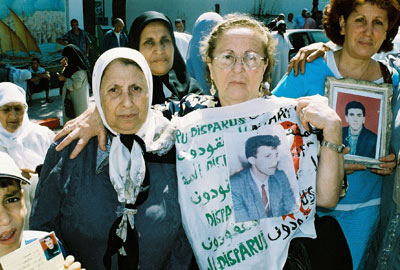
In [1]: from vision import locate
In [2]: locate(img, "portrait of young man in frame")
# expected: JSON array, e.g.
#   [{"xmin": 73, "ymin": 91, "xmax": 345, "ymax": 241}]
[{"xmin": 325, "ymin": 77, "xmax": 393, "ymax": 168}]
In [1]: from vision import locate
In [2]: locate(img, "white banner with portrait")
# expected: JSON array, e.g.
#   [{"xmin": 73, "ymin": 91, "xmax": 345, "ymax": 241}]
[{"xmin": 173, "ymin": 97, "xmax": 320, "ymax": 270}]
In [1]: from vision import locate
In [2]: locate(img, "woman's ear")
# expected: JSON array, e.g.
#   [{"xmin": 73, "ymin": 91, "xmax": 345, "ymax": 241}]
[{"xmin": 339, "ymin": 16, "xmax": 345, "ymax": 35}]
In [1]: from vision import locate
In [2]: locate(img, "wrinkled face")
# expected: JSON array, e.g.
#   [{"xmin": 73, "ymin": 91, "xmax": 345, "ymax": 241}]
[
  {"xmin": 340, "ymin": 3, "xmax": 388, "ymax": 58},
  {"xmin": 345, "ymin": 108, "xmax": 365, "ymax": 134},
  {"xmin": 139, "ymin": 21, "xmax": 174, "ymax": 76},
  {"xmin": 0, "ymin": 180, "xmax": 26, "ymax": 257},
  {"xmin": 248, "ymin": 146, "xmax": 279, "ymax": 178},
  {"xmin": 208, "ymin": 27, "xmax": 267, "ymax": 107},
  {"xmin": 114, "ymin": 21, "xmax": 124, "ymax": 33},
  {"xmin": 100, "ymin": 59, "xmax": 149, "ymax": 134},
  {"xmin": 31, "ymin": 60, "xmax": 39, "ymax": 71},
  {"xmin": 71, "ymin": 21, "xmax": 79, "ymax": 32},
  {"xmin": 0, "ymin": 102, "xmax": 25, "ymax": 133},
  {"xmin": 44, "ymin": 237, "xmax": 54, "ymax": 249}
]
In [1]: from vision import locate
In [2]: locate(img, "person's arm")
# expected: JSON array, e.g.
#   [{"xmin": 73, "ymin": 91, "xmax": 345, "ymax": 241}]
[
  {"xmin": 39, "ymin": 71, "xmax": 50, "ymax": 79},
  {"xmin": 64, "ymin": 70, "xmax": 86, "ymax": 91},
  {"xmin": 296, "ymin": 95, "xmax": 344, "ymax": 208},
  {"xmin": 29, "ymin": 142, "xmax": 66, "ymax": 234}
]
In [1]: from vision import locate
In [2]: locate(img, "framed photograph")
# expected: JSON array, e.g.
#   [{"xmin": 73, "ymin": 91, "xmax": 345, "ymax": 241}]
[{"xmin": 325, "ymin": 77, "xmax": 393, "ymax": 169}]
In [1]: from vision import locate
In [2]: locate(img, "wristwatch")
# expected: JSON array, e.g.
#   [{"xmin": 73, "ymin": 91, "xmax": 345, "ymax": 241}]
[{"xmin": 321, "ymin": 139, "xmax": 345, "ymax": 153}]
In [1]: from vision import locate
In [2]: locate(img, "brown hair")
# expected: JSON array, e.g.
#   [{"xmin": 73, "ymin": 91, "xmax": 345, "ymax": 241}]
[
  {"xmin": 200, "ymin": 14, "xmax": 276, "ymax": 86},
  {"xmin": 323, "ymin": 0, "xmax": 400, "ymax": 52}
]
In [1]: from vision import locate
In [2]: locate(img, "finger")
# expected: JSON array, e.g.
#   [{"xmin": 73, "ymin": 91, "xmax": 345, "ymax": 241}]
[
  {"xmin": 371, "ymin": 168, "xmax": 393, "ymax": 175},
  {"xmin": 67, "ymin": 261, "xmax": 82, "ymax": 270},
  {"xmin": 21, "ymin": 168, "xmax": 36, "ymax": 174},
  {"xmin": 69, "ymin": 137, "xmax": 90, "ymax": 159},
  {"xmin": 306, "ymin": 51, "xmax": 320, "ymax": 63},
  {"xmin": 379, "ymin": 153, "xmax": 396, "ymax": 162},
  {"xmin": 292, "ymin": 56, "xmax": 300, "ymax": 76},
  {"xmin": 297, "ymin": 107, "xmax": 310, "ymax": 131},
  {"xmin": 55, "ymin": 122, "xmax": 75, "ymax": 141},
  {"xmin": 345, "ymin": 163, "xmax": 366, "ymax": 172},
  {"xmin": 97, "ymin": 130, "xmax": 107, "ymax": 152},
  {"xmin": 286, "ymin": 60, "xmax": 294, "ymax": 75},
  {"xmin": 55, "ymin": 133, "xmax": 77, "ymax": 152},
  {"xmin": 379, "ymin": 160, "xmax": 397, "ymax": 169},
  {"xmin": 64, "ymin": 255, "xmax": 75, "ymax": 267}
]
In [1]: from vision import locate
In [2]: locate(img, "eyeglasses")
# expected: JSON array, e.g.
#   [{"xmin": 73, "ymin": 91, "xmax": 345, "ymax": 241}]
[
  {"xmin": 0, "ymin": 104, "xmax": 25, "ymax": 115},
  {"xmin": 213, "ymin": 52, "xmax": 265, "ymax": 70}
]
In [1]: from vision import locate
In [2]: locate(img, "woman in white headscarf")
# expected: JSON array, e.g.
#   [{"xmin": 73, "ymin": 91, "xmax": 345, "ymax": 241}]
[
  {"xmin": 0, "ymin": 82, "xmax": 55, "ymax": 228},
  {"xmin": 30, "ymin": 48, "xmax": 192, "ymax": 270}
]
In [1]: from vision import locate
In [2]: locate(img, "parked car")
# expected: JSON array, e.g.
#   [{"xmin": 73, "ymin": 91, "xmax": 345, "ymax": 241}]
[{"xmin": 273, "ymin": 29, "xmax": 330, "ymax": 60}]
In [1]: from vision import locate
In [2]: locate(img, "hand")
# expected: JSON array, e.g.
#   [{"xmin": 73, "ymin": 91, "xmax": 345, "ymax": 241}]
[
  {"xmin": 296, "ymin": 95, "xmax": 342, "ymax": 143},
  {"xmin": 21, "ymin": 168, "xmax": 36, "ymax": 179},
  {"xmin": 287, "ymin": 42, "xmax": 330, "ymax": 76},
  {"xmin": 55, "ymin": 103, "xmax": 106, "ymax": 159},
  {"xmin": 64, "ymin": 255, "xmax": 85, "ymax": 270},
  {"xmin": 371, "ymin": 153, "xmax": 397, "ymax": 175},
  {"xmin": 58, "ymin": 75, "xmax": 66, "ymax": 81}
]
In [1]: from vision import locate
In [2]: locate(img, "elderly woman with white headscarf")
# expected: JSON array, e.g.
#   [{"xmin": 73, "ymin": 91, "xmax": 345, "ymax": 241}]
[
  {"xmin": 0, "ymin": 82, "xmax": 54, "ymax": 229},
  {"xmin": 30, "ymin": 48, "xmax": 192, "ymax": 270}
]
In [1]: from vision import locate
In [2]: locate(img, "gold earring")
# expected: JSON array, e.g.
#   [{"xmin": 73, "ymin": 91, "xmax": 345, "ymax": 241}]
[{"xmin": 210, "ymin": 80, "xmax": 217, "ymax": 96}]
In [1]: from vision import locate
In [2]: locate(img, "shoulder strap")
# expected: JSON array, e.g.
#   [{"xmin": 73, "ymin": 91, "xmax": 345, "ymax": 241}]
[{"xmin": 379, "ymin": 61, "xmax": 393, "ymax": 84}]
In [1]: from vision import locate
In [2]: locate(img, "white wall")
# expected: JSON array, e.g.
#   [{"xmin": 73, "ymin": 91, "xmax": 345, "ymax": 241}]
[
  {"xmin": 66, "ymin": 0, "xmax": 84, "ymax": 30},
  {"xmin": 125, "ymin": 0, "xmax": 331, "ymax": 33}
]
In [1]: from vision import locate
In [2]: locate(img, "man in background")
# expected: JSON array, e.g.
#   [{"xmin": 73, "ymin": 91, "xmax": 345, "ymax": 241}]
[
  {"xmin": 27, "ymin": 58, "xmax": 52, "ymax": 103},
  {"xmin": 286, "ymin": 13, "xmax": 297, "ymax": 29},
  {"xmin": 57, "ymin": 19, "xmax": 91, "ymax": 57},
  {"xmin": 271, "ymin": 21, "xmax": 292, "ymax": 89},
  {"xmin": 294, "ymin": 8, "xmax": 307, "ymax": 29},
  {"xmin": 101, "ymin": 18, "xmax": 128, "ymax": 53}
]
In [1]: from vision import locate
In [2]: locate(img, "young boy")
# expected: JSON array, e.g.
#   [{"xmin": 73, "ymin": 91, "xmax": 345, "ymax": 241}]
[{"xmin": 0, "ymin": 151, "xmax": 83, "ymax": 269}]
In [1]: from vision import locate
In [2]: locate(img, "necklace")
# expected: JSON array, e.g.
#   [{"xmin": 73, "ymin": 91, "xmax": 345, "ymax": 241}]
[{"xmin": 337, "ymin": 51, "xmax": 371, "ymax": 80}]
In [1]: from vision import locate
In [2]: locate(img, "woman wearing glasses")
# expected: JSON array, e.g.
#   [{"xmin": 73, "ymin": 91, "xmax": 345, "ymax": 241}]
[{"xmin": 54, "ymin": 14, "xmax": 345, "ymax": 269}]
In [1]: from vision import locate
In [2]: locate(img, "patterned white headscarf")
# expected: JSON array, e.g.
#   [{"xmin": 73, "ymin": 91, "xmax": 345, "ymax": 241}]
[{"xmin": 92, "ymin": 48, "xmax": 175, "ymax": 248}]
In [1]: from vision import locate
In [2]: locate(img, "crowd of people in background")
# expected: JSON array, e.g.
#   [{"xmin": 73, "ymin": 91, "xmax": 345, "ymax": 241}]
[{"xmin": 0, "ymin": 0, "xmax": 399, "ymax": 269}]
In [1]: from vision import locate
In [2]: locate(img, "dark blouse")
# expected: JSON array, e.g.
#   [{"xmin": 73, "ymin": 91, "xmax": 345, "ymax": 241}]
[{"xmin": 30, "ymin": 138, "xmax": 191, "ymax": 270}]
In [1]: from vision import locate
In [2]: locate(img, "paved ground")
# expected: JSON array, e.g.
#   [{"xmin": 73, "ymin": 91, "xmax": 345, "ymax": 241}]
[
  {"xmin": 27, "ymin": 89, "xmax": 94, "ymax": 131},
  {"xmin": 28, "ymin": 88, "xmax": 63, "ymax": 123}
]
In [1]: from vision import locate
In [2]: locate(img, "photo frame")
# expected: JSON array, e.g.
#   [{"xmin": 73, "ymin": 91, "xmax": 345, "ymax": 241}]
[{"xmin": 325, "ymin": 76, "xmax": 393, "ymax": 169}]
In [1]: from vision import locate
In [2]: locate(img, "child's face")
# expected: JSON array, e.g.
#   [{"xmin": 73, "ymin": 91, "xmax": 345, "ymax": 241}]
[{"xmin": 0, "ymin": 180, "xmax": 26, "ymax": 257}]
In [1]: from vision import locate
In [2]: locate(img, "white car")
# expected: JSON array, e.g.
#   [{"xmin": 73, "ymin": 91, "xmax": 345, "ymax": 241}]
[{"xmin": 283, "ymin": 29, "xmax": 330, "ymax": 59}]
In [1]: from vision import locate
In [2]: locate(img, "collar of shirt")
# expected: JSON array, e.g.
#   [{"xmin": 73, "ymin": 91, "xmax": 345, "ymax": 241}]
[
  {"xmin": 249, "ymin": 168, "xmax": 269, "ymax": 197},
  {"xmin": 96, "ymin": 136, "xmax": 111, "ymax": 173}
]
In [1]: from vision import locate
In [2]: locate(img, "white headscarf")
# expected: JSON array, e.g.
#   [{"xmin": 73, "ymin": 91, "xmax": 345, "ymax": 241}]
[
  {"xmin": 0, "ymin": 82, "xmax": 54, "ymax": 170},
  {"xmin": 92, "ymin": 48, "xmax": 175, "ymax": 244}
]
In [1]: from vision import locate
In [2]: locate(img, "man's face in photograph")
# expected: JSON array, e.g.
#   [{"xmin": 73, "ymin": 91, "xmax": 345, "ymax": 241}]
[
  {"xmin": 346, "ymin": 108, "xmax": 365, "ymax": 134},
  {"xmin": 249, "ymin": 146, "xmax": 279, "ymax": 177}
]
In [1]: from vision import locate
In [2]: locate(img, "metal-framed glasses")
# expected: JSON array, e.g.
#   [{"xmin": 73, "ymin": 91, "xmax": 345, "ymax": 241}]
[{"xmin": 213, "ymin": 51, "xmax": 265, "ymax": 70}]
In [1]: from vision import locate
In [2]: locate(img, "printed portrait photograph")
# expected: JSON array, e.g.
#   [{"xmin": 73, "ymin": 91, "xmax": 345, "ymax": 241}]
[
  {"xmin": 333, "ymin": 91, "xmax": 382, "ymax": 160},
  {"xmin": 39, "ymin": 232, "xmax": 61, "ymax": 261},
  {"xmin": 325, "ymin": 76, "xmax": 393, "ymax": 167},
  {"xmin": 225, "ymin": 126, "xmax": 300, "ymax": 223}
]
